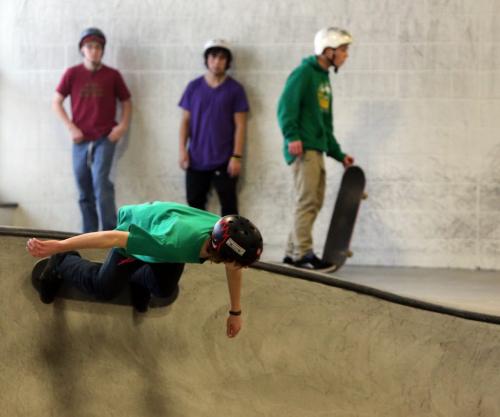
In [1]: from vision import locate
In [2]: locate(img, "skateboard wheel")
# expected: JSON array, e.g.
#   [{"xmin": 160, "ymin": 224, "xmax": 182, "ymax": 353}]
[
  {"xmin": 346, "ymin": 250, "xmax": 353, "ymax": 258},
  {"xmin": 362, "ymin": 192, "xmax": 368, "ymax": 200}
]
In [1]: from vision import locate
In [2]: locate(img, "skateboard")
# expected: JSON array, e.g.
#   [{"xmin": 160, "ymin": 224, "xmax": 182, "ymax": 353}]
[
  {"xmin": 322, "ymin": 165, "xmax": 366, "ymax": 272},
  {"xmin": 31, "ymin": 258, "xmax": 178, "ymax": 308}
]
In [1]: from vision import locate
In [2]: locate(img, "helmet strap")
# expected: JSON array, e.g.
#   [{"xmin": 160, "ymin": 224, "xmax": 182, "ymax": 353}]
[
  {"xmin": 328, "ymin": 49, "xmax": 338, "ymax": 73},
  {"xmin": 320, "ymin": 48, "xmax": 338, "ymax": 72}
]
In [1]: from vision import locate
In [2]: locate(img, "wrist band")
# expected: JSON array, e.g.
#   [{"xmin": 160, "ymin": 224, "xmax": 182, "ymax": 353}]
[
  {"xmin": 231, "ymin": 154, "xmax": 242, "ymax": 159},
  {"xmin": 229, "ymin": 310, "xmax": 242, "ymax": 316}
]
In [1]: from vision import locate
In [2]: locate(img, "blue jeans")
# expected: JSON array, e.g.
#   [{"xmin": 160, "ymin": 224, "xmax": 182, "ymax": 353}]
[
  {"xmin": 56, "ymin": 249, "xmax": 184, "ymax": 300},
  {"xmin": 73, "ymin": 137, "xmax": 117, "ymax": 232}
]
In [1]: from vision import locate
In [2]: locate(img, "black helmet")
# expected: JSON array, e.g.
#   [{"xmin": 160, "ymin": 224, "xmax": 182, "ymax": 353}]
[
  {"xmin": 210, "ymin": 215, "xmax": 263, "ymax": 266},
  {"xmin": 79, "ymin": 27, "xmax": 106, "ymax": 49}
]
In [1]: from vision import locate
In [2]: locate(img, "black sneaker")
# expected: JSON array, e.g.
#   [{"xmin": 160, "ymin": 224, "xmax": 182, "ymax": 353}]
[
  {"xmin": 130, "ymin": 282, "xmax": 151, "ymax": 313},
  {"xmin": 294, "ymin": 253, "xmax": 335, "ymax": 272},
  {"xmin": 38, "ymin": 255, "xmax": 63, "ymax": 304},
  {"xmin": 283, "ymin": 256, "xmax": 294, "ymax": 265},
  {"xmin": 38, "ymin": 251, "xmax": 80, "ymax": 304}
]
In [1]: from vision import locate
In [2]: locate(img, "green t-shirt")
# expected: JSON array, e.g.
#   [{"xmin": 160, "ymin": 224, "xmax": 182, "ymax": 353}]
[{"xmin": 115, "ymin": 201, "xmax": 220, "ymax": 263}]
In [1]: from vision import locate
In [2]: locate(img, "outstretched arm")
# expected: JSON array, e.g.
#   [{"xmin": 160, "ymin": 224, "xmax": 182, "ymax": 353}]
[
  {"xmin": 27, "ymin": 231, "xmax": 129, "ymax": 258},
  {"xmin": 225, "ymin": 264, "xmax": 243, "ymax": 338}
]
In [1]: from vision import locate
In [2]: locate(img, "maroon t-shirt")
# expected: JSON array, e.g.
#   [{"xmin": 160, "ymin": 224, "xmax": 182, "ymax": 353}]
[{"xmin": 56, "ymin": 64, "xmax": 131, "ymax": 140}]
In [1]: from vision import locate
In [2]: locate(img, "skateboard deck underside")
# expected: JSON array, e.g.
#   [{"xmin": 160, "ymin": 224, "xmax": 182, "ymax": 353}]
[{"xmin": 322, "ymin": 166, "xmax": 366, "ymax": 271}]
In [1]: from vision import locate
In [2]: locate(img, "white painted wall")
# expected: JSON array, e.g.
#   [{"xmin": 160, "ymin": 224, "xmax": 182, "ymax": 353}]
[{"xmin": 1, "ymin": 0, "xmax": 499, "ymax": 269}]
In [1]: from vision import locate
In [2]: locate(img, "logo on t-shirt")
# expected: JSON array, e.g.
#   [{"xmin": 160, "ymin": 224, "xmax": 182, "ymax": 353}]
[
  {"xmin": 317, "ymin": 82, "xmax": 331, "ymax": 112},
  {"xmin": 80, "ymin": 82, "xmax": 104, "ymax": 98}
]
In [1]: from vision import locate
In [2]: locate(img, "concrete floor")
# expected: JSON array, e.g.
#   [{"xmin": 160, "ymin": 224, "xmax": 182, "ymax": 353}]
[
  {"xmin": 335, "ymin": 265, "xmax": 500, "ymax": 317},
  {"xmin": 3, "ymin": 229, "xmax": 500, "ymax": 417}
]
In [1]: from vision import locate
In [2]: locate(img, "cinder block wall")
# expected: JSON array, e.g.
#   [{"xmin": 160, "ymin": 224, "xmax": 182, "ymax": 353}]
[{"xmin": 1, "ymin": 0, "xmax": 499, "ymax": 268}]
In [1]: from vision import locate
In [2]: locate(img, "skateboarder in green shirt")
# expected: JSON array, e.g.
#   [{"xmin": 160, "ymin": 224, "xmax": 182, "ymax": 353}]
[{"xmin": 26, "ymin": 201, "xmax": 263, "ymax": 338}]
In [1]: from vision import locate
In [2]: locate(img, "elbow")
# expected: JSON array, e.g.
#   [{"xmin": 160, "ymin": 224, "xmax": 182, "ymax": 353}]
[{"xmin": 113, "ymin": 231, "xmax": 128, "ymax": 249}]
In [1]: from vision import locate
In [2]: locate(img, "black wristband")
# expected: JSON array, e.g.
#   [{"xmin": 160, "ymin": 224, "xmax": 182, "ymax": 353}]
[
  {"xmin": 231, "ymin": 154, "xmax": 242, "ymax": 159},
  {"xmin": 229, "ymin": 310, "xmax": 242, "ymax": 316}
]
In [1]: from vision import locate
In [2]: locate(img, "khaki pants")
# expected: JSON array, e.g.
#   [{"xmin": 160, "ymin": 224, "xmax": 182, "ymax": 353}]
[{"xmin": 286, "ymin": 150, "xmax": 326, "ymax": 259}]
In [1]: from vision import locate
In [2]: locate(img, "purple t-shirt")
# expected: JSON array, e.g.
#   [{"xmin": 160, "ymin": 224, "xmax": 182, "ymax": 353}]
[{"xmin": 178, "ymin": 76, "xmax": 249, "ymax": 171}]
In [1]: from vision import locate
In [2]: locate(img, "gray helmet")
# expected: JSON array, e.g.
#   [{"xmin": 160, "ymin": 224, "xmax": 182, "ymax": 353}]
[{"xmin": 79, "ymin": 27, "xmax": 106, "ymax": 49}]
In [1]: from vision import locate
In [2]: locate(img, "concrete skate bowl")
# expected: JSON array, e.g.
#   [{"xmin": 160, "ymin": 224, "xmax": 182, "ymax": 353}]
[{"xmin": 2, "ymin": 227, "xmax": 500, "ymax": 417}]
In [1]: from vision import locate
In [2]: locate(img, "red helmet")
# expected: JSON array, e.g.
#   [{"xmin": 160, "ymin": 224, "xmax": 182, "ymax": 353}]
[{"xmin": 210, "ymin": 215, "xmax": 263, "ymax": 266}]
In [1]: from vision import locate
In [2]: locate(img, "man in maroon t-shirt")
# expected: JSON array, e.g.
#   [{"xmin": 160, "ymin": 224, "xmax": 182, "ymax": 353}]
[{"xmin": 53, "ymin": 28, "xmax": 132, "ymax": 232}]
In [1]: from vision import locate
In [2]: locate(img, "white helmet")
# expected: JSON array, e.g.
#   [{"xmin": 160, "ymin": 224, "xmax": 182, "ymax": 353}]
[
  {"xmin": 204, "ymin": 39, "xmax": 231, "ymax": 54},
  {"xmin": 314, "ymin": 27, "xmax": 352, "ymax": 55}
]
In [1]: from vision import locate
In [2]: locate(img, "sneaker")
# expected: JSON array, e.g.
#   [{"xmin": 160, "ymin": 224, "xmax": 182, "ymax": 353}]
[
  {"xmin": 283, "ymin": 256, "xmax": 294, "ymax": 265},
  {"xmin": 38, "ymin": 255, "xmax": 63, "ymax": 304},
  {"xmin": 38, "ymin": 251, "xmax": 80, "ymax": 304},
  {"xmin": 130, "ymin": 282, "xmax": 151, "ymax": 313},
  {"xmin": 294, "ymin": 253, "xmax": 336, "ymax": 272}
]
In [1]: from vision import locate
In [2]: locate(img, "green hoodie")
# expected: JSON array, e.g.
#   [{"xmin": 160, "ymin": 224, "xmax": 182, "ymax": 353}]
[{"xmin": 277, "ymin": 56, "xmax": 345, "ymax": 165}]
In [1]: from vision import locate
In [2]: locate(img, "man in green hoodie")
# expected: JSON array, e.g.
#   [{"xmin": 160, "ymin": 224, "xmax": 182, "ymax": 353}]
[{"xmin": 277, "ymin": 27, "xmax": 354, "ymax": 270}]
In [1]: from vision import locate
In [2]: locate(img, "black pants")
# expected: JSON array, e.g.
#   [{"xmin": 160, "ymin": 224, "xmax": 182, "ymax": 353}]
[
  {"xmin": 56, "ymin": 249, "xmax": 184, "ymax": 300},
  {"xmin": 186, "ymin": 164, "xmax": 238, "ymax": 216}
]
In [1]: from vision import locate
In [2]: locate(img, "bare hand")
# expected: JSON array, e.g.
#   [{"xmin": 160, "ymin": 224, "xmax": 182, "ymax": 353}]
[
  {"xmin": 69, "ymin": 124, "xmax": 84, "ymax": 143},
  {"xmin": 343, "ymin": 154, "xmax": 355, "ymax": 167},
  {"xmin": 226, "ymin": 315, "xmax": 242, "ymax": 338},
  {"xmin": 108, "ymin": 124, "xmax": 126, "ymax": 143},
  {"xmin": 179, "ymin": 150, "xmax": 189, "ymax": 170},
  {"xmin": 288, "ymin": 140, "xmax": 303, "ymax": 157},
  {"xmin": 227, "ymin": 158, "xmax": 241, "ymax": 177},
  {"xmin": 26, "ymin": 238, "xmax": 62, "ymax": 258}
]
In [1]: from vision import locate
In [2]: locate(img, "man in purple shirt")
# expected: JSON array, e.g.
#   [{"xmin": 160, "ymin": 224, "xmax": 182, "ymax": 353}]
[{"xmin": 178, "ymin": 39, "xmax": 249, "ymax": 216}]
